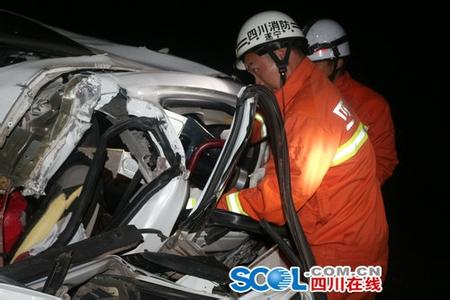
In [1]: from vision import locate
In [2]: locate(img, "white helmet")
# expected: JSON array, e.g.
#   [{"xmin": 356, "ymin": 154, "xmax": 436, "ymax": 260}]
[
  {"xmin": 235, "ymin": 11, "xmax": 304, "ymax": 70},
  {"xmin": 304, "ymin": 19, "xmax": 350, "ymax": 62}
]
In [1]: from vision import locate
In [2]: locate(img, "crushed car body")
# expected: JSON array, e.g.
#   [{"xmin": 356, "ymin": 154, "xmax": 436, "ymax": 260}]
[{"xmin": 0, "ymin": 9, "xmax": 314, "ymax": 300}]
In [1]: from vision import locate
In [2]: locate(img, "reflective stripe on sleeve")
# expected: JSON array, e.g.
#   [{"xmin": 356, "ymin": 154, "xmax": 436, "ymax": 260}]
[
  {"xmin": 225, "ymin": 192, "xmax": 248, "ymax": 216},
  {"xmin": 332, "ymin": 122, "xmax": 368, "ymax": 166}
]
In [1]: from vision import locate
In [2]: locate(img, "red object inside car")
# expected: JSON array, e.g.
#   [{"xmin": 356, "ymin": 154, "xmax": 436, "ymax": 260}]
[{"xmin": 1, "ymin": 191, "xmax": 27, "ymax": 254}]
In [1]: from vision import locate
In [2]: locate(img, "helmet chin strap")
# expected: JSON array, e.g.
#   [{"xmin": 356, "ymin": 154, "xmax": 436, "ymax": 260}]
[
  {"xmin": 267, "ymin": 47, "xmax": 292, "ymax": 117},
  {"xmin": 267, "ymin": 47, "xmax": 291, "ymax": 87},
  {"xmin": 328, "ymin": 46, "xmax": 343, "ymax": 82},
  {"xmin": 328, "ymin": 59, "xmax": 346, "ymax": 82},
  {"xmin": 329, "ymin": 59, "xmax": 339, "ymax": 81}
]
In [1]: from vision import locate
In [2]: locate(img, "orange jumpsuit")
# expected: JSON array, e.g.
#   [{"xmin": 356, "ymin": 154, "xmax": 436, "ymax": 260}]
[
  {"xmin": 218, "ymin": 59, "xmax": 388, "ymax": 299},
  {"xmin": 335, "ymin": 72, "xmax": 398, "ymax": 185}
]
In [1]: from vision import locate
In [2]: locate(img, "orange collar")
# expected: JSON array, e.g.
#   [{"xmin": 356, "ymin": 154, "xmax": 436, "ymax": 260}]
[{"xmin": 274, "ymin": 58, "xmax": 315, "ymax": 111}]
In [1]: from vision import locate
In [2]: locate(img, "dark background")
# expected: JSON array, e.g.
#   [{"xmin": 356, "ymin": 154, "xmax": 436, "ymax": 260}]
[{"xmin": 3, "ymin": 1, "xmax": 449, "ymax": 298}]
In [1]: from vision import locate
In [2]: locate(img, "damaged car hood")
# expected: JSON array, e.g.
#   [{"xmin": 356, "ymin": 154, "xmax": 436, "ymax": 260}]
[
  {"xmin": 49, "ymin": 27, "xmax": 226, "ymax": 77},
  {"xmin": 0, "ymin": 56, "xmax": 240, "ymax": 197},
  {"xmin": 0, "ymin": 54, "xmax": 139, "ymax": 145}
]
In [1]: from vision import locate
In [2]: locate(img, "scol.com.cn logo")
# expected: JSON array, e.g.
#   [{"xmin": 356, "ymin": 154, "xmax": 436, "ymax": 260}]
[
  {"xmin": 229, "ymin": 266, "xmax": 307, "ymax": 293},
  {"xmin": 229, "ymin": 265, "xmax": 383, "ymax": 293}
]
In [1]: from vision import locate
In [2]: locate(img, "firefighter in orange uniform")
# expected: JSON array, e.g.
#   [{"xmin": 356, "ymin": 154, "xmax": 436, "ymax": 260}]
[
  {"xmin": 305, "ymin": 19, "xmax": 398, "ymax": 185},
  {"xmin": 218, "ymin": 11, "xmax": 388, "ymax": 299}
]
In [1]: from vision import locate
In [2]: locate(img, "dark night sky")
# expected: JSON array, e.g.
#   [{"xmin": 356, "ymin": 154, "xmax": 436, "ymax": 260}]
[
  {"xmin": 2, "ymin": 1, "xmax": 450, "ymax": 298},
  {"xmin": 3, "ymin": 2, "xmax": 445, "ymax": 104}
]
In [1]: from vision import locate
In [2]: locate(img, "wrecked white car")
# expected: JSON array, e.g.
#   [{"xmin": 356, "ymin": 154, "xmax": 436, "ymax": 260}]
[{"xmin": 0, "ymin": 10, "xmax": 316, "ymax": 300}]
